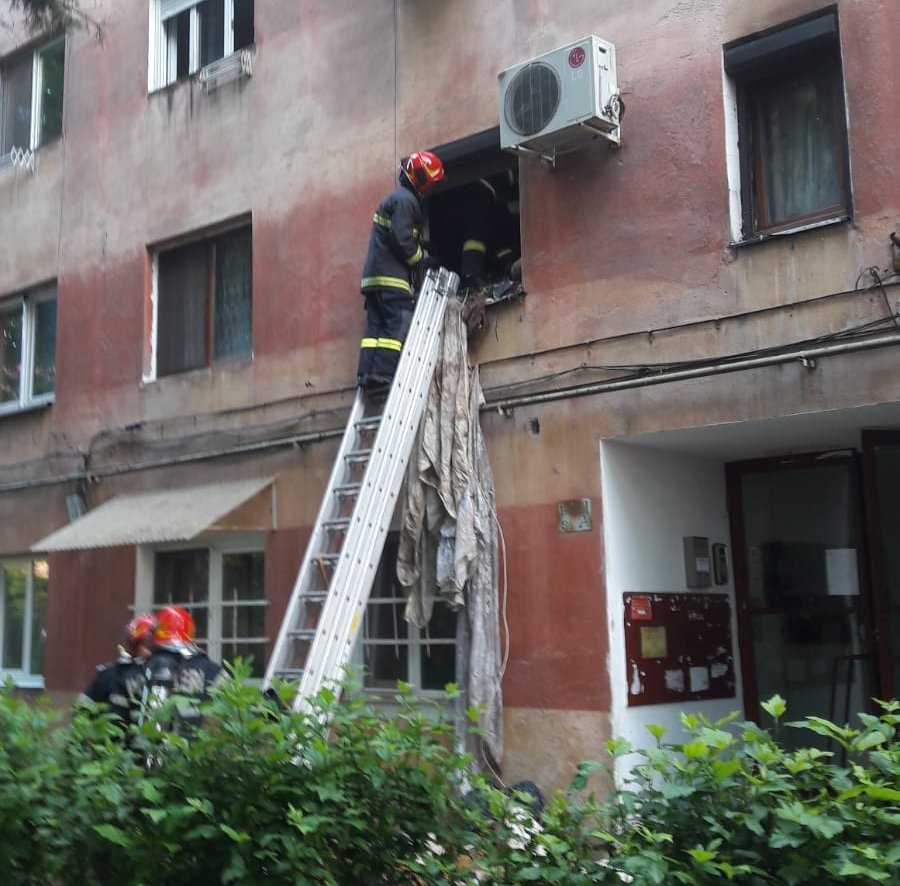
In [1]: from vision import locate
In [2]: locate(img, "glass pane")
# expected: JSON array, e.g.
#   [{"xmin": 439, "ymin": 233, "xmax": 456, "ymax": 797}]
[
  {"xmin": 2, "ymin": 565, "xmax": 26, "ymax": 669},
  {"xmin": 872, "ymin": 447, "xmax": 900, "ymax": 606},
  {"xmin": 169, "ymin": 10, "xmax": 191, "ymax": 78},
  {"xmin": 157, "ymin": 242, "xmax": 209, "ymax": 376},
  {"xmin": 37, "ymin": 42, "xmax": 64, "ymax": 146},
  {"xmin": 199, "ymin": 0, "xmax": 225, "ymax": 67},
  {"xmin": 420, "ymin": 643, "xmax": 455, "ymax": 690},
  {"xmin": 154, "ymin": 550, "xmax": 209, "ymax": 640},
  {"xmin": 222, "ymin": 641, "xmax": 265, "ymax": 677},
  {"xmin": 221, "ymin": 604, "xmax": 265, "ymax": 640},
  {"xmin": 234, "ymin": 0, "xmax": 254, "ymax": 50},
  {"xmin": 30, "ymin": 560, "xmax": 48, "ymax": 675},
  {"xmin": 31, "ymin": 298, "xmax": 57, "ymax": 397},
  {"xmin": 755, "ymin": 65, "xmax": 841, "ymax": 227},
  {"xmin": 213, "ymin": 228, "xmax": 252, "ymax": 361},
  {"xmin": 222, "ymin": 551, "xmax": 264, "ymax": 602},
  {"xmin": 752, "ymin": 610, "xmax": 867, "ymax": 746},
  {"xmin": 427, "ymin": 602, "xmax": 457, "ymax": 640},
  {"xmin": 741, "ymin": 465, "xmax": 856, "ymax": 608},
  {"xmin": 363, "ymin": 642, "xmax": 407, "ymax": 689},
  {"xmin": 2, "ymin": 53, "xmax": 33, "ymax": 154},
  {"xmin": 0, "ymin": 304, "xmax": 22, "ymax": 404}
]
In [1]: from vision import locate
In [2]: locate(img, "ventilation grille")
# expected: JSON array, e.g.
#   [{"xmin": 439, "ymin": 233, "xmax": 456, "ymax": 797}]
[{"xmin": 504, "ymin": 62, "xmax": 561, "ymax": 137}]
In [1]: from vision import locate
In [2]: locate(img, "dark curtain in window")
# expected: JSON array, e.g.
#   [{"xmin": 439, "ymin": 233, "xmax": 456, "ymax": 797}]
[
  {"xmin": 199, "ymin": 0, "xmax": 225, "ymax": 67},
  {"xmin": 234, "ymin": 0, "xmax": 255, "ymax": 50},
  {"xmin": 0, "ymin": 305, "xmax": 22, "ymax": 404},
  {"xmin": 213, "ymin": 227, "xmax": 252, "ymax": 361},
  {"xmin": 157, "ymin": 242, "xmax": 209, "ymax": 376},
  {"xmin": 2, "ymin": 53, "xmax": 33, "ymax": 154},
  {"xmin": 38, "ymin": 42, "xmax": 65, "ymax": 146},
  {"xmin": 753, "ymin": 65, "xmax": 842, "ymax": 227},
  {"xmin": 32, "ymin": 298, "xmax": 57, "ymax": 397}
]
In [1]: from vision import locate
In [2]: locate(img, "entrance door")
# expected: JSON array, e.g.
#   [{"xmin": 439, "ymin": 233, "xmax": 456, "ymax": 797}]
[
  {"xmin": 727, "ymin": 453, "xmax": 876, "ymax": 735},
  {"xmin": 862, "ymin": 431, "xmax": 900, "ymax": 700}
]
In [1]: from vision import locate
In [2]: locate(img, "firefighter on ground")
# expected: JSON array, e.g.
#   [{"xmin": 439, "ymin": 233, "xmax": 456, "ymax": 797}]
[
  {"xmin": 141, "ymin": 605, "xmax": 225, "ymax": 734},
  {"xmin": 357, "ymin": 150, "xmax": 445, "ymax": 389},
  {"xmin": 79, "ymin": 612, "xmax": 156, "ymax": 734}
]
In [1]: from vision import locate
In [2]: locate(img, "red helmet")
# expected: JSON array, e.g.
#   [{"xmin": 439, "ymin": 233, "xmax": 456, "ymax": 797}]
[
  {"xmin": 402, "ymin": 150, "xmax": 444, "ymax": 195},
  {"xmin": 125, "ymin": 613, "xmax": 157, "ymax": 655},
  {"xmin": 154, "ymin": 605, "xmax": 196, "ymax": 650}
]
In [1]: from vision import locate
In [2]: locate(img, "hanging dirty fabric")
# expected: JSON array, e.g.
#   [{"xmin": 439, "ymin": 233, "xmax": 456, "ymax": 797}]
[{"xmin": 396, "ymin": 298, "xmax": 504, "ymax": 770}]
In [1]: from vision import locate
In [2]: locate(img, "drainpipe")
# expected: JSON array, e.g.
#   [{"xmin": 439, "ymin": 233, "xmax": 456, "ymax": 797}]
[{"xmin": 485, "ymin": 331, "xmax": 900, "ymax": 412}]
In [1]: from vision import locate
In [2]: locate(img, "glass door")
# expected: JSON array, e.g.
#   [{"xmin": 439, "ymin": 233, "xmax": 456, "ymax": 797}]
[
  {"xmin": 728, "ymin": 454, "xmax": 875, "ymax": 738},
  {"xmin": 862, "ymin": 431, "xmax": 900, "ymax": 700}
]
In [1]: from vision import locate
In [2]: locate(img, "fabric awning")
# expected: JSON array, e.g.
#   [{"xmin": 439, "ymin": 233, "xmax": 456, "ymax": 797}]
[{"xmin": 31, "ymin": 477, "xmax": 273, "ymax": 552}]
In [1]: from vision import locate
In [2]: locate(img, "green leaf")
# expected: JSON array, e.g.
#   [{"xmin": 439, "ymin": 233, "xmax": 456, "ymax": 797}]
[
  {"xmin": 220, "ymin": 823, "xmax": 251, "ymax": 843},
  {"xmin": 760, "ymin": 694, "xmax": 786, "ymax": 720},
  {"xmin": 92, "ymin": 824, "xmax": 131, "ymax": 848},
  {"xmin": 646, "ymin": 723, "xmax": 666, "ymax": 742}
]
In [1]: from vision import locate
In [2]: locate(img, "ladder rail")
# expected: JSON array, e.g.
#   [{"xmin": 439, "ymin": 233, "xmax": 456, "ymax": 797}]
[{"xmin": 262, "ymin": 390, "xmax": 368, "ymax": 689}]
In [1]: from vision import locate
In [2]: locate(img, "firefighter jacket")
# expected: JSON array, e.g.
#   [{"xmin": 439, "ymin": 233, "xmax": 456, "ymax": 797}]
[
  {"xmin": 142, "ymin": 648, "xmax": 225, "ymax": 733},
  {"xmin": 79, "ymin": 647, "xmax": 146, "ymax": 732},
  {"xmin": 361, "ymin": 176, "xmax": 427, "ymax": 296}
]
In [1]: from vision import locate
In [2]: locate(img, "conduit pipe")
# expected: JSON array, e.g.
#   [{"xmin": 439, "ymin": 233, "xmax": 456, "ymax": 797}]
[
  {"xmin": 3, "ymin": 331, "xmax": 900, "ymax": 495},
  {"xmin": 485, "ymin": 331, "xmax": 900, "ymax": 413}
]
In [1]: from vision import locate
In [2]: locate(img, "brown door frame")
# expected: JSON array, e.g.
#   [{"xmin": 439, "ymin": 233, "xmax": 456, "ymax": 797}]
[
  {"xmin": 726, "ymin": 450, "xmax": 876, "ymax": 723},
  {"xmin": 861, "ymin": 430, "xmax": 900, "ymax": 700}
]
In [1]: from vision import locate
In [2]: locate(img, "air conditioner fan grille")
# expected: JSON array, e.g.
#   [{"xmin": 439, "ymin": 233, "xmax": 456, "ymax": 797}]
[{"xmin": 505, "ymin": 62, "xmax": 561, "ymax": 137}]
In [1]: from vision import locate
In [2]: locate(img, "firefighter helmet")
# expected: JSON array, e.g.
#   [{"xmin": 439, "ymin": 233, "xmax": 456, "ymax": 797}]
[
  {"xmin": 401, "ymin": 150, "xmax": 444, "ymax": 195},
  {"xmin": 154, "ymin": 605, "xmax": 196, "ymax": 650},
  {"xmin": 125, "ymin": 613, "xmax": 157, "ymax": 657}
]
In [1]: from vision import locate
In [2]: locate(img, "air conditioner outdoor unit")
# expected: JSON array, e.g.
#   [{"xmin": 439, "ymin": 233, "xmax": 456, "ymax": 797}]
[{"xmin": 498, "ymin": 35, "xmax": 621, "ymax": 157}]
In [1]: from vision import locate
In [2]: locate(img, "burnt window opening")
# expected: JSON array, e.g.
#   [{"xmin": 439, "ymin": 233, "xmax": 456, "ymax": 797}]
[{"xmin": 425, "ymin": 130, "xmax": 521, "ymax": 290}]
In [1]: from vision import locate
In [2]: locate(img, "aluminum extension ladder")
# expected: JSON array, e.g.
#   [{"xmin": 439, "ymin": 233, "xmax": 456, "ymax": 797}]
[{"xmin": 264, "ymin": 267, "xmax": 460, "ymax": 712}]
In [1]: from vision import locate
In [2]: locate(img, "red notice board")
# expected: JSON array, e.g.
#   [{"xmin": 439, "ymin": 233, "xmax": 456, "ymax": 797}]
[{"xmin": 623, "ymin": 593, "xmax": 736, "ymax": 707}]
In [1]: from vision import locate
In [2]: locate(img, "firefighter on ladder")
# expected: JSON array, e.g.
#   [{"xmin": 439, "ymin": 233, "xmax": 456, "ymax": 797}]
[{"xmin": 357, "ymin": 150, "xmax": 445, "ymax": 389}]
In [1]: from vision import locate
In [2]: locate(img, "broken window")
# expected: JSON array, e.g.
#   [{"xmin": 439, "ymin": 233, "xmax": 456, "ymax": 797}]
[
  {"xmin": 425, "ymin": 129, "xmax": 521, "ymax": 290},
  {"xmin": 358, "ymin": 538, "xmax": 458, "ymax": 695},
  {"xmin": 155, "ymin": 223, "xmax": 252, "ymax": 378},
  {"xmin": 152, "ymin": 0, "xmax": 254, "ymax": 89},
  {"xmin": 0, "ymin": 37, "xmax": 65, "ymax": 159},
  {"xmin": 725, "ymin": 9, "xmax": 850, "ymax": 238}
]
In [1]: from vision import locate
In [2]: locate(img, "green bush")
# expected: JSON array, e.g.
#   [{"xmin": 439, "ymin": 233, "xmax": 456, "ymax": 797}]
[{"xmin": 0, "ymin": 672, "xmax": 897, "ymax": 885}]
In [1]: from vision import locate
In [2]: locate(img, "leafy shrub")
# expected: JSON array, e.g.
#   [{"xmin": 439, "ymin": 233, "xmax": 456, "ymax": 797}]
[{"xmin": 0, "ymin": 672, "xmax": 897, "ymax": 885}]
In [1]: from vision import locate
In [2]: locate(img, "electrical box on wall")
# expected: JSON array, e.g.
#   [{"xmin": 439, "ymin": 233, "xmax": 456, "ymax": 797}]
[{"xmin": 684, "ymin": 536, "xmax": 712, "ymax": 588}]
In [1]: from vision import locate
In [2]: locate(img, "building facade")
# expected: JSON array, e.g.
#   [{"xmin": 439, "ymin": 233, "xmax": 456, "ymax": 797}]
[{"xmin": 1, "ymin": 0, "xmax": 897, "ymax": 791}]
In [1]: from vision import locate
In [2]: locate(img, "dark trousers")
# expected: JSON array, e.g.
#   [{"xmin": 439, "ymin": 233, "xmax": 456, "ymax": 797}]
[{"xmin": 357, "ymin": 289, "xmax": 416, "ymax": 384}]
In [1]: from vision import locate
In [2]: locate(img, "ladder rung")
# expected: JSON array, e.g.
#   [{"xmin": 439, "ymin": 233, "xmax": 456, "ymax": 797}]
[
  {"xmin": 275, "ymin": 668, "xmax": 305, "ymax": 678},
  {"xmin": 288, "ymin": 628, "xmax": 317, "ymax": 641},
  {"xmin": 355, "ymin": 416, "xmax": 381, "ymax": 431},
  {"xmin": 345, "ymin": 450, "xmax": 372, "ymax": 463},
  {"xmin": 322, "ymin": 518, "xmax": 350, "ymax": 532},
  {"xmin": 313, "ymin": 553, "xmax": 339, "ymax": 566},
  {"xmin": 302, "ymin": 590, "xmax": 329, "ymax": 603},
  {"xmin": 333, "ymin": 483, "xmax": 361, "ymax": 497}
]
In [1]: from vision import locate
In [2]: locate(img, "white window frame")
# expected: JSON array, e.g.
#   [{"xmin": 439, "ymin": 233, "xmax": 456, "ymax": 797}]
[
  {"xmin": 0, "ymin": 285, "xmax": 57, "ymax": 416},
  {"xmin": 135, "ymin": 533, "xmax": 267, "ymax": 676},
  {"xmin": 0, "ymin": 36, "xmax": 65, "ymax": 160},
  {"xmin": 149, "ymin": 0, "xmax": 241, "ymax": 91},
  {"xmin": 353, "ymin": 592, "xmax": 459, "ymax": 702},
  {"xmin": 0, "ymin": 558, "xmax": 48, "ymax": 689}
]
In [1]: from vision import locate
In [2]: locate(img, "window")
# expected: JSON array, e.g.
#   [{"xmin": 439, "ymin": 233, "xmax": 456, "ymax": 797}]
[
  {"xmin": 0, "ymin": 285, "xmax": 57, "ymax": 414},
  {"xmin": 154, "ymin": 224, "xmax": 252, "ymax": 377},
  {"xmin": 725, "ymin": 10, "xmax": 850, "ymax": 240},
  {"xmin": 0, "ymin": 559, "xmax": 48, "ymax": 688},
  {"xmin": 0, "ymin": 37, "xmax": 65, "ymax": 162},
  {"xmin": 150, "ymin": 0, "xmax": 254, "ymax": 90},
  {"xmin": 357, "ymin": 539, "xmax": 458, "ymax": 696},
  {"xmin": 150, "ymin": 543, "xmax": 266, "ymax": 677}
]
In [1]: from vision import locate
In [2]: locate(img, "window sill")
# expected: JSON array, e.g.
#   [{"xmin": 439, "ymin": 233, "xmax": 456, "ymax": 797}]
[
  {"xmin": 0, "ymin": 673, "xmax": 45, "ymax": 690},
  {"xmin": 148, "ymin": 46, "xmax": 256, "ymax": 96},
  {"xmin": 729, "ymin": 214, "xmax": 850, "ymax": 248},
  {"xmin": 0, "ymin": 397, "xmax": 54, "ymax": 421}
]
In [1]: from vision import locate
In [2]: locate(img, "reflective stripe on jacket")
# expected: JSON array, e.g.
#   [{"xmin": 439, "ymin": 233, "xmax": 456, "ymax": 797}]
[{"xmin": 361, "ymin": 178, "xmax": 427, "ymax": 295}]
